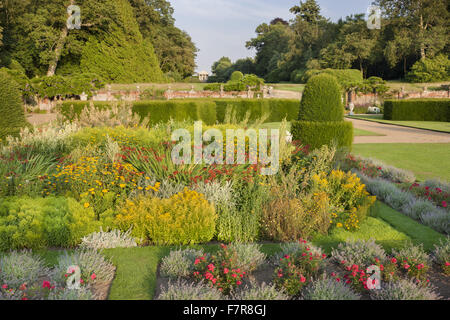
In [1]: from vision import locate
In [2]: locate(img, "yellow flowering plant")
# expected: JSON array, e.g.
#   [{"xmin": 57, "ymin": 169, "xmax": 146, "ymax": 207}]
[
  {"xmin": 115, "ymin": 188, "xmax": 217, "ymax": 245},
  {"xmin": 311, "ymin": 170, "xmax": 376, "ymax": 231},
  {"xmin": 42, "ymin": 156, "xmax": 160, "ymax": 218}
]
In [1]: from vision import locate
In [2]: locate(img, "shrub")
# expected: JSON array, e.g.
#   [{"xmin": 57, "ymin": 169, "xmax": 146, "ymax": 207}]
[
  {"xmin": 383, "ymin": 99, "xmax": 450, "ymax": 122},
  {"xmin": 312, "ymin": 170, "xmax": 376, "ymax": 231},
  {"xmin": 0, "ymin": 197, "xmax": 101, "ymax": 250},
  {"xmin": 158, "ymin": 280, "xmax": 223, "ymax": 300},
  {"xmin": 302, "ymin": 275, "xmax": 361, "ymax": 300},
  {"xmin": 230, "ymin": 71, "xmax": 244, "ymax": 82},
  {"xmin": 274, "ymin": 240, "xmax": 327, "ymax": 297},
  {"xmin": 0, "ymin": 70, "xmax": 29, "ymax": 142},
  {"xmin": 193, "ymin": 244, "xmax": 247, "ymax": 295},
  {"xmin": 160, "ymin": 248, "xmax": 205, "ymax": 279},
  {"xmin": 227, "ymin": 243, "xmax": 266, "ymax": 273},
  {"xmin": 232, "ymin": 282, "xmax": 289, "ymax": 300},
  {"xmin": 47, "ymin": 287, "xmax": 94, "ymax": 300},
  {"xmin": 291, "ymin": 121, "xmax": 353, "ymax": 150},
  {"xmin": 52, "ymin": 249, "xmax": 115, "ymax": 287},
  {"xmin": 80, "ymin": 228, "xmax": 137, "ymax": 250},
  {"xmin": 391, "ymin": 243, "xmax": 431, "ymax": 281},
  {"xmin": 433, "ymin": 237, "xmax": 450, "ymax": 275},
  {"xmin": 293, "ymin": 73, "xmax": 352, "ymax": 150},
  {"xmin": 262, "ymin": 190, "xmax": 330, "ymax": 242},
  {"xmin": 370, "ymin": 279, "xmax": 440, "ymax": 300},
  {"xmin": 115, "ymin": 189, "xmax": 217, "ymax": 245},
  {"xmin": 0, "ymin": 251, "xmax": 50, "ymax": 288},
  {"xmin": 331, "ymin": 239, "xmax": 387, "ymax": 269},
  {"xmin": 298, "ymin": 74, "xmax": 344, "ymax": 122},
  {"xmin": 406, "ymin": 54, "xmax": 450, "ymax": 83}
]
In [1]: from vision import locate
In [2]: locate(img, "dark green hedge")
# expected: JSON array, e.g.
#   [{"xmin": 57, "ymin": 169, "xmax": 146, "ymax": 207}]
[
  {"xmin": 59, "ymin": 98, "xmax": 300, "ymax": 125},
  {"xmin": 291, "ymin": 121, "xmax": 353, "ymax": 150},
  {"xmin": 134, "ymin": 100, "xmax": 217, "ymax": 125},
  {"xmin": 384, "ymin": 99, "xmax": 450, "ymax": 121}
]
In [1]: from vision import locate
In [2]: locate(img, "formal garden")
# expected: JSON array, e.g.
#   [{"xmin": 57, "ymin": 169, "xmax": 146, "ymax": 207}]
[
  {"xmin": 0, "ymin": 64, "xmax": 449, "ymax": 301},
  {"xmin": 0, "ymin": 0, "xmax": 449, "ymax": 304}
]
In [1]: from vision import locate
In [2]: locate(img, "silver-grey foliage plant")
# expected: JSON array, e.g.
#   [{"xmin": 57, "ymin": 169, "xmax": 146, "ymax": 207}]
[
  {"xmin": 158, "ymin": 280, "xmax": 223, "ymax": 300},
  {"xmin": 80, "ymin": 228, "xmax": 138, "ymax": 250}
]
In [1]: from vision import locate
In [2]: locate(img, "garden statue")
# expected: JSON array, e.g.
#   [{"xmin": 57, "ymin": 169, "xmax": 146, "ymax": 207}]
[
  {"xmin": 80, "ymin": 92, "xmax": 88, "ymax": 101},
  {"xmin": 348, "ymin": 102, "xmax": 355, "ymax": 115}
]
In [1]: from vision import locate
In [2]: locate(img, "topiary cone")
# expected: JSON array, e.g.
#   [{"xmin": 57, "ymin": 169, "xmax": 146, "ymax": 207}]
[{"xmin": 298, "ymin": 73, "xmax": 344, "ymax": 122}]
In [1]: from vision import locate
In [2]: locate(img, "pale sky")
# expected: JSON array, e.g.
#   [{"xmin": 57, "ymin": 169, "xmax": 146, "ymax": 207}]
[{"xmin": 171, "ymin": 0, "xmax": 374, "ymax": 73}]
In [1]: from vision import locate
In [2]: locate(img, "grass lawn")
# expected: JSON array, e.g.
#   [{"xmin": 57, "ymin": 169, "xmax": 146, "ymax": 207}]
[
  {"xmin": 269, "ymin": 83, "xmax": 305, "ymax": 93},
  {"xmin": 260, "ymin": 122, "xmax": 382, "ymax": 136},
  {"xmin": 348, "ymin": 114, "xmax": 450, "ymax": 133},
  {"xmin": 352, "ymin": 143, "xmax": 450, "ymax": 181}
]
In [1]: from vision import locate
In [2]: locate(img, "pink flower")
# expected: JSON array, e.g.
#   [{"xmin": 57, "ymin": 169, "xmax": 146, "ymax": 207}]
[
  {"xmin": 445, "ymin": 262, "xmax": 450, "ymax": 267},
  {"xmin": 300, "ymin": 276, "xmax": 306, "ymax": 283},
  {"xmin": 404, "ymin": 264, "xmax": 410, "ymax": 270},
  {"xmin": 224, "ymin": 268, "xmax": 229, "ymax": 274},
  {"xmin": 284, "ymin": 255, "xmax": 290, "ymax": 259},
  {"xmin": 42, "ymin": 281, "xmax": 51, "ymax": 289},
  {"xmin": 442, "ymin": 201, "xmax": 448, "ymax": 208},
  {"xmin": 194, "ymin": 259, "xmax": 200, "ymax": 265},
  {"xmin": 207, "ymin": 264, "xmax": 215, "ymax": 272},
  {"xmin": 391, "ymin": 258, "xmax": 397, "ymax": 264},
  {"xmin": 231, "ymin": 274, "xmax": 237, "ymax": 278},
  {"xmin": 1, "ymin": 284, "xmax": 7, "ymax": 289},
  {"xmin": 331, "ymin": 272, "xmax": 336, "ymax": 277},
  {"xmin": 236, "ymin": 281, "xmax": 242, "ymax": 285},
  {"xmin": 91, "ymin": 273, "xmax": 97, "ymax": 280}
]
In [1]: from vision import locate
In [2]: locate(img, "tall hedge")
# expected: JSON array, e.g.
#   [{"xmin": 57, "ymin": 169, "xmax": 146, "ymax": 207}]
[
  {"xmin": 0, "ymin": 70, "xmax": 29, "ymax": 141},
  {"xmin": 293, "ymin": 73, "xmax": 353, "ymax": 150},
  {"xmin": 384, "ymin": 99, "xmax": 450, "ymax": 121},
  {"xmin": 298, "ymin": 74, "xmax": 344, "ymax": 121},
  {"xmin": 80, "ymin": 0, "xmax": 164, "ymax": 84}
]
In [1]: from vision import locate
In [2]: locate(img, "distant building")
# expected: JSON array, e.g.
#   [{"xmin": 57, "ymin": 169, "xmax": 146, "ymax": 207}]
[{"xmin": 198, "ymin": 71, "xmax": 209, "ymax": 82}]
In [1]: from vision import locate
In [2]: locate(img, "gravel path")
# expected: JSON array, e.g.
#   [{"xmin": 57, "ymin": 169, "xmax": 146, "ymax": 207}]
[{"xmin": 348, "ymin": 118, "xmax": 450, "ymax": 144}]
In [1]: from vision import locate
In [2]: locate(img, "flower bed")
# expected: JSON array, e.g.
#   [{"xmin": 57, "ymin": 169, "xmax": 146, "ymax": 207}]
[{"xmin": 155, "ymin": 239, "xmax": 450, "ymax": 301}]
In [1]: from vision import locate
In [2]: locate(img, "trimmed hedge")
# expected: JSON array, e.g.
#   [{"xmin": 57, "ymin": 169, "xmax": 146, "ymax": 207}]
[
  {"xmin": 0, "ymin": 70, "xmax": 30, "ymax": 141},
  {"xmin": 298, "ymin": 74, "xmax": 344, "ymax": 122},
  {"xmin": 291, "ymin": 121, "xmax": 353, "ymax": 150},
  {"xmin": 384, "ymin": 99, "xmax": 450, "ymax": 121},
  {"xmin": 58, "ymin": 99, "xmax": 300, "ymax": 125}
]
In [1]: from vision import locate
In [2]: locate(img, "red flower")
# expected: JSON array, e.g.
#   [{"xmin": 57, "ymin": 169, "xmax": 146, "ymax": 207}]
[
  {"xmin": 1, "ymin": 284, "xmax": 7, "ymax": 289},
  {"xmin": 300, "ymin": 276, "xmax": 306, "ymax": 283},
  {"xmin": 91, "ymin": 273, "xmax": 97, "ymax": 281},
  {"xmin": 404, "ymin": 264, "xmax": 410, "ymax": 270},
  {"xmin": 391, "ymin": 258, "xmax": 397, "ymax": 264},
  {"xmin": 445, "ymin": 262, "xmax": 450, "ymax": 266},
  {"xmin": 236, "ymin": 281, "xmax": 242, "ymax": 285},
  {"xmin": 417, "ymin": 264, "xmax": 424, "ymax": 270},
  {"xmin": 42, "ymin": 281, "xmax": 51, "ymax": 289},
  {"xmin": 442, "ymin": 201, "xmax": 448, "ymax": 208},
  {"xmin": 224, "ymin": 268, "xmax": 229, "ymax": 274},
  {"xmin": 231, "ymin": 274, "xmax": 237, "ymax": 278}
]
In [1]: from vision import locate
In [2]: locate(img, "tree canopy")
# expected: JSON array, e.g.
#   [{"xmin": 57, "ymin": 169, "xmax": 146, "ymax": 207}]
[
  {"xmin": 211, "ymin": 0, "xmax": 449, "ymax": 82},
  {"xmin": 0, "ymin": 0, "xmax": 198, "ymax": 83}
]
